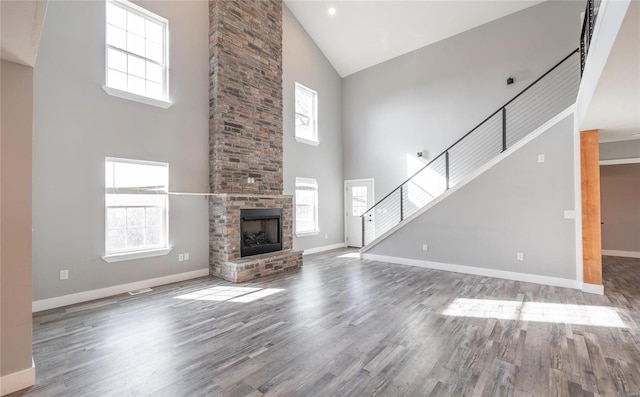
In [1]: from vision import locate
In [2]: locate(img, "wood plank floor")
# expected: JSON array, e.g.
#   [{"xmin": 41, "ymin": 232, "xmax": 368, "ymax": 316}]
[{"xmin": 10, "ymin": 251, "xmax": 640, "ymax": 397}]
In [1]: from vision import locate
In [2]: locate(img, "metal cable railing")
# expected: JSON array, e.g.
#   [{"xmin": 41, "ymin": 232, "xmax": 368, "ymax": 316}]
[
  {"xmin": 581, "ymin": 0, "xmax": 601, "ymax": 75},
  {"xmin": 362, "ymin": 49, "xmax": 581, "ymax": 247}
]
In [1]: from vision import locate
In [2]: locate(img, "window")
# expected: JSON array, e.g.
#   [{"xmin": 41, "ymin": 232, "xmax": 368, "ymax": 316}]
[
  {"xmin": 351, "ymin": 186, "xmax": 368, "ymax": 216},
  {"xmin": 295, "ymin": 177, "xmax": 319, "ymax": 236},
  {"xmin": 104, "ymin": 0, "xmax": 170, "ymax": 108},
  {"xmin": 103, "ymin": 158, "xmax": 170, "ymax": 262},
  {"xmin": 294, "ymin": 83, "xmax": 318, "ymax": 145}
]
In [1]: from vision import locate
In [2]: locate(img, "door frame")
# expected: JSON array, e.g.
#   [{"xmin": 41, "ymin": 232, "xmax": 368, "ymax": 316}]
[
  {"xmin": 344, "ymin": 178, "xmax": 375, "ymax": 247},
  {"xmin": 599, "ymin": 156, "xmax": 640, "ymax": 258}
]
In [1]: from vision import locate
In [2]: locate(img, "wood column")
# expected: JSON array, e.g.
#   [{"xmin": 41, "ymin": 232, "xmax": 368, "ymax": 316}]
[{"xmin": 580, "ymin": 129, "xmax": 602, "ymax": 285}]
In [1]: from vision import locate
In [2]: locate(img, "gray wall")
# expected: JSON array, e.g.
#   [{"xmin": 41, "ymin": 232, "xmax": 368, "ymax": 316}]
[
  {"xmin": 600, "ymin": 164, "xmax": 640, "ymax": 252},
  {"xmin": 342, "ymin": 1, "xmax": 583, "ymax": 201},
  {"xmin": 600, "ymin": 140, "xmax": 640, "ymax": 160},
  {"xmin": 32, "ymin": 1, "xmax": 210, "ymax": 301},
  {"xmin": 368, "ymin": 115, "xmax": 577, "ymax": 280},
  {"xmin": 282, "ymin": 5, "xmax": 344, "ymax": 250},
  {"xmin": 1, "ymin": 61, "xmax": 34, "ymax": 378}
]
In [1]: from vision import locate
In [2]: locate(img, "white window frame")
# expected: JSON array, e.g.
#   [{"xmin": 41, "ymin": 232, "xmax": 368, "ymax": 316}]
[
  {"xmin": 295, "ymin": 177, "xmax": 319, "ymax": 236},
  {"xmin": 294, "ymin": 83, "xmax": 319, "ymax": 146},
  {"xmin": 103, "ymin": 0, "xmax": 172, "ymax": 109},
  {"xmin": 102, "ymin": 157, "xmax": 171, "ymax": 263}
]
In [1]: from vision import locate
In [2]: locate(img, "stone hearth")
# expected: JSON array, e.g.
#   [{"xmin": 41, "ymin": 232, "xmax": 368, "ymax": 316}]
[{"xmin": 208, "ymin": 0, "xmax": 302, "ymax": 282}]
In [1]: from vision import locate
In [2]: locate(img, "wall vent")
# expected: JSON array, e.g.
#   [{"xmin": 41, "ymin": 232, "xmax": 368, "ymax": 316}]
[{"xmin": 128, "ymin": 288, "xmax": 153, "ymax": 296}]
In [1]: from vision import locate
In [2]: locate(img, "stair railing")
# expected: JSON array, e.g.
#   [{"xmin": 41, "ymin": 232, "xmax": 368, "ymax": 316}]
[
  {"xmin": 580, "ymin": 0, "xmax": 601, "ymax": 75},
  {"xmin": 361, "ymin": 49, "xmax": 581, "ymax": 247}
]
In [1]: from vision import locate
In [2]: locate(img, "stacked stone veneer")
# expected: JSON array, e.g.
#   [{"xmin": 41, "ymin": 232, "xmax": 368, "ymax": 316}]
[
  {"xmin": 209, "ymin": 194, "xmax": 302, "ymax": 282},
  {"xmin": 208, "ymin": 0, "xmax": 302, "ymax": 282},
  {"xmin": 209, "ymin": 0, "xmax": 283, "ymax": 195}
]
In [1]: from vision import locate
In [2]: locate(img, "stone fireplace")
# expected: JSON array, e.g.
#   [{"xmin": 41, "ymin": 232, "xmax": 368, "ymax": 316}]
[{"xmin": 208, "ymin": 0, "xmax": 302, "ymax": 283}]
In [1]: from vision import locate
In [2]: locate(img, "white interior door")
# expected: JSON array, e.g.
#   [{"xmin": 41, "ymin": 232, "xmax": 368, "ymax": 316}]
[{"xmin": 345, "ymin": 179, "xmax": 374, "ymax": 248}]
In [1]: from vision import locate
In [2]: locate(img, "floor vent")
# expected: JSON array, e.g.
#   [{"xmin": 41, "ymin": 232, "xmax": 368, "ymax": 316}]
[{"xmin": 128, "ymin": 287, "xmax": 153, "ymax": 296}]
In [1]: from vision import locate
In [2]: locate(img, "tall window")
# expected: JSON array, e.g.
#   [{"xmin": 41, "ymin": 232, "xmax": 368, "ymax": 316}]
[
  {"xmin": 295, "ymin": 177, "xmax": 319, "ymax": 236},
  {"xmin": 105, "ymin": 158, "xmax": 169, "ymax": 258},
  {"xmin": 105, "ymin": 0, "xmax": 169, "ymax": 106},
  {"xmin": 294, "ymin": 83, "xmax": 318, "ymax": 145}
]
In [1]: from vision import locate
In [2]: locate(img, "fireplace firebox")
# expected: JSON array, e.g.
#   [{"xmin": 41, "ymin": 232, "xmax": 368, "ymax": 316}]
[{"xmin": 240, "ymin": 208, "xmax": 283, "ymax": 257}]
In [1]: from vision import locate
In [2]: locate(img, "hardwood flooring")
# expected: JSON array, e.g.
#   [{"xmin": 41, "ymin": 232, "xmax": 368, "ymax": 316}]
[{"xmin": 10, "ymin": 251, "xmax": 640, "ymax": 396}]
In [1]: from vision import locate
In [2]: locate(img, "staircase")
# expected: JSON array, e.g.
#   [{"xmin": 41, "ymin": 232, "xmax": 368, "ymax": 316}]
[{"xmin": 361, "ymin": 49, "xmax": 581, "ymax": 248}]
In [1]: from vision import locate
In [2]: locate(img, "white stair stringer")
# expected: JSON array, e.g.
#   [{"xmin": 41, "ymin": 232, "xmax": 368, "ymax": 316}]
[{"xmin": 360, "ymin": 104, "xmax": 576, "ymax": 254}]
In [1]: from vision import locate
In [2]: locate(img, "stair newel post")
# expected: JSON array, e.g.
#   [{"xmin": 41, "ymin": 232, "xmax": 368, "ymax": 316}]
[
  {"xmin": 445, "ymin": 151, "xmax": 450, "ymax": 190},
  {"xmin": 361, "ymin": 214, "xmax": 365, "ymax": 247},
  {"xmin": 502, "ymin": 107, "xmax": 507, "ymax": 152},
  {"xmin": 399, "ymin": 186, "xmax": 404, "ymax": 222}
]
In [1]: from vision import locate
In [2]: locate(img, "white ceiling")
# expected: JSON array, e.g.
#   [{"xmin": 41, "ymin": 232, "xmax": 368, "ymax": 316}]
[
  {"xmin": 284, "ymin": 0, "xmax": 544, "ymax": 77},
  {"xmin": 581, "ymin": 0, "xmax": 640, "ymax": 143},
  {"xmin": 0, "ymin": 0, "xmax": 48, "ymax": 67}
]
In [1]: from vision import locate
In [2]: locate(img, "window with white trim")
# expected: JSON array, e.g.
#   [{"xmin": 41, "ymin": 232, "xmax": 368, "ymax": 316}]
[
  {"xmin": 105, "ymin": 158, "xmax": 169, "ymax": 257},
  {"xmin": 295, "ymin": 177, "xmax": 319, "ymax": 236},
  {"xmin": 105, "ymin": 0, "xmax": 169, "ymax": 105},
  {"xmin": 295, "ymin": 83, "xmax": 318, "ymax": 145}
]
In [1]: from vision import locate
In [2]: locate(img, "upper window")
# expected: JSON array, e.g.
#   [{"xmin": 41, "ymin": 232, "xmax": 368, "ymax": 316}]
[
  {"xmin": 295, "ymin": 83, "xmax": 318, "ymax": 145},
  {"xmin": 104, "ymin": 158, "xmax": 169, "ymax": 261},
  {"xmin": 104, "ymin": 0, "xmax": 170, "ymax": 107},
  {"xmin": 295, "ymin": 177, "xmax": 319, "ymax": 236}
]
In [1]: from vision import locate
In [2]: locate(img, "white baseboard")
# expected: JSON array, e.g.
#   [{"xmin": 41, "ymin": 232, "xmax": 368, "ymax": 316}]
[
  {"xmin": 362, "ymin": 253, "xmax": 582, "ymax": 290},
  {"xmin": 1, "ymin": 358, "xmax": 35, "ymax": 396},
  {"xmin": 602, "ymin": 250, "xmax": 640, "ymax": 259},
  {"xmin": 303, "ymin": 243, "xmax": 347, "ymax": 256},
  {"xmin": 582, "ymin": 283, "xmax": 604, "ymax": 295},
  {"xmin": 32, "ymin": 269, "xmax": 210, "ymax": 313}
]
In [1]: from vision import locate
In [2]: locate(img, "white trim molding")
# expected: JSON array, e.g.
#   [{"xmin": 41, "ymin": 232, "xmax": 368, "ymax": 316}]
[
  {"xmin": 362, "ymin": 253, "xmax": 582, "ymax": 290},
  {"xmin": 101, "ymin": 247, "xmax": 172, "ymax": 263},
  {"xmin": 33, "ymin": 268, "xmax": 209, "ymax": 312},
  {"xmin": 582, "ymin": 283, "xmax": 605, "ymax": 295},
  {"xmin": 602, "ymin": 249, "xmax": 640, "ymax": 258},
  {"xmin": 303, "ymin": 243, "xmax": 347, "ymax": 256},
  {"xmin": 0, "ymin": 358, "xmax": 35, "ymax": 396},
  {"xmin": 600, "ymin": 158, "xmax": 640, "ymax": 165},
  {"xmin": 573, "ymin": 112, "xmax": 584, "ymax": 286},
  {"xmin": 102, "ymin": 86, "xmax": 173, "ymax": 109}
]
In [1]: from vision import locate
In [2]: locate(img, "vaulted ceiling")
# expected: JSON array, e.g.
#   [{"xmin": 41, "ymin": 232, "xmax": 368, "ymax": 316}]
[{"xmin": 284, "ymin": 0, "xmax": 544, "ymax": 77}]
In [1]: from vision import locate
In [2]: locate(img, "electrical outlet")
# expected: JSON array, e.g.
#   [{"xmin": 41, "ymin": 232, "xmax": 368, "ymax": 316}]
[
  {"xmin": 538, "ymin": 154, "xmax": 545, "ymax": 163},
  {"xmin": 60, "ymin": 270, "xmax": 69, "ymax": 280},
  {"xmin": 422, "ymin": 244, "xmax": 429, "ymax": 252},
  {"xmin": 178, "ymin": 254, "xmax": 184, "ymax": 262},
  {"xmin": 564, "ymin": 210, "xmax": 576, "ymax": 219},
  {"xmin": 325, "ymin": 233, "xmax": 328, "ymax": 239},
  {"xmin": 184, "ymin": 253, "xmax": 189, "ymax": 261},
  {"xmin": 516, "ymin": 252, "xmax": 524, "ymax": 261}
]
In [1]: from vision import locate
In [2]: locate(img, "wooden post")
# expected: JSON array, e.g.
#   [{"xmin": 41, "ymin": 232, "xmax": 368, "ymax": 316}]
[{"xmin": 580, "ymin": 129, "xmax": 602, "ymax": 286}]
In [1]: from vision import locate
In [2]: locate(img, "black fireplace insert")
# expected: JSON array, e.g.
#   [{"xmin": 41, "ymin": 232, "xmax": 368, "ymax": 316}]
[{"xmin": 240, "ymin": 208, "xmax": 282, "ymax": 257}]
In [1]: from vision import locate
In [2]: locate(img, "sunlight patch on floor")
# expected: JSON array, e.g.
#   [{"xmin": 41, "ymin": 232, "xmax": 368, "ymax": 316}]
[
  {"xmin": 442, "ymin": 298, "xmax": 626, "ymax": 328},
  {"xmin": 338, "ymin": 252, "xmax": 360, "ymax": 259},
  {"xmin": 175, "ymin": 286, "xmax": 284, "ymax": 303}
]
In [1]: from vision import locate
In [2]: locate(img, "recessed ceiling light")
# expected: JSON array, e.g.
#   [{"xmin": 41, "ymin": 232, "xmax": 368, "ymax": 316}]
[{"xmin": 328, "ymin": 7, "xmax": 336, "ymax": 16}]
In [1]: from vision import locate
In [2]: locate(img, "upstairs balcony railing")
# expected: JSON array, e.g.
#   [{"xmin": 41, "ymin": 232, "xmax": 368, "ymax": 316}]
[
  {"xmin": 580, "ymin": 0, "xmax": 602, "ymax": 75},
  {"xmin": 362, "ymin": 49, "xmax": 581, "ymax": 247}
]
